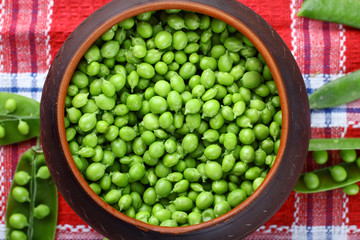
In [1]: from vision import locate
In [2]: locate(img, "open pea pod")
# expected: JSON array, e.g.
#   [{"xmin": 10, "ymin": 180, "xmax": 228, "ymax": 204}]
[
  {"xmin": 0, "ymin": 92, "xmax": 40, "ymax": 145},
  {"xmin": 5, "ymin": 147, "xmax": 58, "ymax": 240},
  {"xmin": 294, "ymin": 162, "xmax": 360, "ymax": 193}
]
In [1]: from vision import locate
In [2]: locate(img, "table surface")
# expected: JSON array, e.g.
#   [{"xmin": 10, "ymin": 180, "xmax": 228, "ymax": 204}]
[{"xmin": 1, "ymin": 0, "xmax": 360, "ymax": 239}]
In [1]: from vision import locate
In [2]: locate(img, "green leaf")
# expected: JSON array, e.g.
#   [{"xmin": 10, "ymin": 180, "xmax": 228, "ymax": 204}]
[{"xmin": 0, "ymin": 92, "xmax": 40, "ymax": 145}]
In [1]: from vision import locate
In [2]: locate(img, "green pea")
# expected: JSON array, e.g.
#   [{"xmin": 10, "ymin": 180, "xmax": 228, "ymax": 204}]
[
  {"xmin": 100, "ymin": 40, "xmax": 120, "ymax": 58},
  {"xmin": 0, "ymin": 125, "xmax": 5, "ymax": 138},
  {"xmin": 155, "ymin": 178, "xmax": 173, "ymax": 198},
  {"xmin": 222, "ymin": 154, "xmax": 236, "ymax": 172},
  {"xmin": 202, "ymin": 99, "xmax": 220, "ymax": 118},
  {"xmin": 203, "ymin": 144, "xmax": 222, "ymax": 160},
  {"xmin": 160, "ymin": 219, "xmax": 178, "ymax": 227},
  {"xmin": 240, "ymin": 145, "xmax": 255, "ymax": 163},
  {"xmin": 128, "ymin": 163, "xmax": 146, "ymax": 182},
  {"xmin": 36, "ymin": 166, "xmax": 51, "ymax": 179},
  {"xmin": 201, "ymin": 69, "xmax": 216, "ymax": 89},
  {"xmin": 167, "ymin": 14, "xmax": 185, "ymax": 30},
  {"xmin": 5, "ymin": 98, "xmax": 17, "ymax": 113},
  {"xmin": 142, "ymin": 113, "xmax": 160, "ymax": 130},
  {"xmin": 149, "ymin": 96, "xmax": 168, "ymax": 114},
  {"xmin": 13, "ymin": 171, "xmax": 31, "ymax": 186},
  {"xmin": 170, "ymin": 74, "xmax": 186, "ymax": 93},
  {"xmin": 245, "ymin": 166, "xmax": 261, "ymax": 180},
  {"xmin": 10, "ymin": 230, "xmax": 27, "ymax": 240},
  {"xmin": 312, "ymin": 150, "xmax": 328, "ymax": 165},
  {"xmin": 111, "ymin": 138, "xmax": 127, "ymax": 158},
  {"xmin": 167, "ymin": 91, "xmax": 183, "ymax": 112},
  {"xmin": 173, "ymin": 179, "xmax": 190, "ymax": 193},
  {"xmin": 340, "ymin": 149, "xmax": 357, "ymax": 163},
  {"xmin": 212, "ymin": 180, "xmax": 228, "ymax": 194},
  {"xmin": 9, "ymin": 213, "xmax": 28, "ymax": 229},
  {"xmin": 34, "ymin": 204, "xmax": 50, "ymax": 219},
  {"xmin": 188, "ymin": 212, "xmax": 202, "ymax": 225},
  {"xmin": 17, "ymin": 121, "xmax": 30, "ymax": 136},
  {"xmin": 174, "ymin": 196, "xmax": 193, "ymax": 211},
  {"xmin": 223, "ymin": 132, "xmax": 237, "ymax": 150},
  {"xmin": 210, "ymin": 18, "xmax": 226, "ymax": 33},
  {"xmin": 183, "ymin": 168, "xmax": 201, "ymax": 182},
  {"xmin": 342, "ymin": 183, "xmax": 360, "ymax": 196},
  {"xmin": 154, "ymin": 31, "xmax": 172, "ymax": 49},
  {"xmin": 181, "ymin": 133, "xmax": 199, "ymax": 154},
  {"xmin": 12, "ymin": 186, "xmax": 30, "ymax": 203},
  {"xmin": 227, "ymin": 189, "xmax": 247, "ymax": 208},
  {"xmin": 329, "ymin": 165, "xmax": 347, "ymax": 182},
  {"xmin": 201, "ymin": 88, "xmax": 217, "ymax": 101},
  {"xmin": 224, "ymin": 36, "xmax": 243, "ymax": 52},
  {"xmin": 204, "ymin": 161, "xmax": 223, "ymax": 180},
  {"xmin": 253, "ymin": 177, "xmax": 264, "ymax": 190},
  {"xmin": 231, "ymin": 161, "xmax": 248, "ymax": 176},
  {"xmin": 303, "ymin": 172, "xmax": 320, "ymax": 189},
  {"xmin": 84, "ymin": 45, "xmax": 101, "ymax": 63},
  {"xmin": 154, "ymin": 208, "xmax": 171, "ymax": 222},
  {"xmin": 214, "ymin": 200, "xmax": 231, "ymax": 218},
  {"xmin": 196, "ymin": 191, "xmax": 214, "ymax": 210},
  {"xmin": 202, "ymin": 129, "xmax": 219, "ymax": 142},
  {"xmin": 137, "ymin": 62, "xmax": 155, "ymax": 79},
  {"xmin": 202, "ymin": 208, "xmax": 215, "ymax": 222}
]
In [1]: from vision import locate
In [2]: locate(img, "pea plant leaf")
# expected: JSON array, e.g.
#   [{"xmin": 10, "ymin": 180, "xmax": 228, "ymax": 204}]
[{"xmin": 0, "ymin": 92, "xmax": 40, "ymax": 145}]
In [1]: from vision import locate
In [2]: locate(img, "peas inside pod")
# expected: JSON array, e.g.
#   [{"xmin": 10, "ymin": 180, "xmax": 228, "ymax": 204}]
[
  {"xmin": 295, "ymin": 148, "xmax": 360, "ymax": 196},
  {"xmin": 5, "ymin": 147, "xmax": 58, "ymax": 239},
  {"xmin": 65, "ymin": 9, "xmax": 282, "ymax": 227}
]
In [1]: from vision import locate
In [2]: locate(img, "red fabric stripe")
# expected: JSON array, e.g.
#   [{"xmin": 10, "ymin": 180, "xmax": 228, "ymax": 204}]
[
  {"xmin": 29, "ymin": 0, "xmax": 38, "ymax": 73},
  {"xmin": 239, "ymin": 0, "xmax": 292, "ymax": 49},
  {"xmin": 49, "ymin": 0, "xmax": 111, "ymax": 62},
  {"xmin": 344, "ymin": 26, "xmax": 360, "ymax": 73},
  {"xmin": 9, "ymin": 0, "xmax": 19, "ymax": 74}
]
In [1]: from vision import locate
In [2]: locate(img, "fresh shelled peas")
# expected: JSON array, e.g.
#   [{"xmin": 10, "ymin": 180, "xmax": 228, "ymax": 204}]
[
  {"xmin": 5, "ymin": 147, "xmax": 58, "ymax": 239},
  {"xmin": 294, "ymin": 145, "xmax": 360, "ymax": 195},
  {"xmin": 0, "ymin": 92, "xmax": 40, "ymax": 145},
  {"xmin": 64, "ymin": 9, "xmax": 282, "ymax": 227}
]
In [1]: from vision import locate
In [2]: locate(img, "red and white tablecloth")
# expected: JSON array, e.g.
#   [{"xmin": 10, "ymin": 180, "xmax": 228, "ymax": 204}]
[{"xmin": 1, "ymin": 0, "xmax": 360, "ymax": 239}]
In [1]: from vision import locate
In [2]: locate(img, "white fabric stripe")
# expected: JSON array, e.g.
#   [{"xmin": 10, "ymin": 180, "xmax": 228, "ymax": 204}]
[
  {"xmin": 45, "ymin": 0, "xmax": 54, "ymax": 68},
  {"xmin": 0, "ymin": 72, "xmax": 46, "ymax": 102},
  {"xmin": 292, "ymin": 225, "xmax": 349, "ymax": 240}
]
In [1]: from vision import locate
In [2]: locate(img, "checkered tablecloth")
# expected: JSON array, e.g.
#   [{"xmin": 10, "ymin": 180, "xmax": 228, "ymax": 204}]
[{"xmin": 1, "ymin": 0, "xmax": 360, "ymax": 239}]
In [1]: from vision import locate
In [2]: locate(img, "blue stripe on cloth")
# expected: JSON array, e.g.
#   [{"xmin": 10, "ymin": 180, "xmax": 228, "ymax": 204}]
[
  {"xmin": 311, "ymin": 108, "xmax": 360, "ymax": 114},
  {"xmin": 0, "ymin": 87, "xmax": 43, "ymax": 92},
  {"xmin": 30, "ymin": 0, "xmax": 39, "ymax": 99}
]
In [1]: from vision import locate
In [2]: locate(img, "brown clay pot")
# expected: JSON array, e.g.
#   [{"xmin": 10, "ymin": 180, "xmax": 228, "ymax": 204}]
[{"xmin": 40, "ymin": 0, "xmax": 310, "ymax": 239}]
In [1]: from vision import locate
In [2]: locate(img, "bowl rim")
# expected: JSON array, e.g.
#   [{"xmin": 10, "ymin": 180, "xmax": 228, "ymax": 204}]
[{"xmin": 41, "ymin": 0, "xmax": 308, "ymax": 238}]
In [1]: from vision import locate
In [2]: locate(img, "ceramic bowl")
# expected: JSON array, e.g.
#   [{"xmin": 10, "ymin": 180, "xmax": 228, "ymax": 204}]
[{"xmin": 40, "ymin": 0, "xmax": 310, "ymax": 239}]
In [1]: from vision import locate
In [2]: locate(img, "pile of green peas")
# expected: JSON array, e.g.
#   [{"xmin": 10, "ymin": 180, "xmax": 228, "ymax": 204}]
[
  {"xmin": 302, "ymin": 149, "xmax": 360, "ymax": 195},
  {"xmin": 64, "ymin": 9, "xmax": 282, "ymax": 227}
]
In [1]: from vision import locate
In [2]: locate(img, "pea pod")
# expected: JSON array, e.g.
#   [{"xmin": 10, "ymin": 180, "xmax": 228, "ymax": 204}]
[
  {"xmin": 5, "ymin": 147, "xmax": 58, "ymax": 240},
  {"xmin": 0, "ymin": 92, "xmax": 40, "ymax": 145},
  {"xmin": 297, "ymin": 0, "xmax": 360, "ymax": 29},
  {"xmin": 294, "ymin": 162, "xmax": 360, "ymax": 193},
  {"xmin": 308, "ymin": 138, "xmax": 360, "ymax": 151},
  {"xmin": 309, "ymin": 69, "xmax": 360, "ymax": 109}
]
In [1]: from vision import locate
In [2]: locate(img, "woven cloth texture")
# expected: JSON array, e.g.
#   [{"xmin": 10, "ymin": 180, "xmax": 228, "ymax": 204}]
[{"xmin": 1, "ymin": 0, "xmax": 360, "ymax": 239}]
